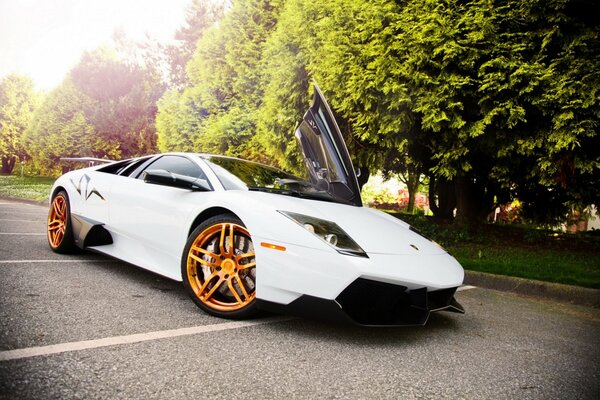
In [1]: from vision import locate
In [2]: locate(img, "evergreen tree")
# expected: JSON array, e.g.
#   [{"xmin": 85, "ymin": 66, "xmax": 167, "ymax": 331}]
[
  {"xmin": 0, "ymin": 75, "xmax": 38, "ymax": 173},
  {"xmin": 155, "ymin": 0, "xmax": 599, "ymax": 224}
]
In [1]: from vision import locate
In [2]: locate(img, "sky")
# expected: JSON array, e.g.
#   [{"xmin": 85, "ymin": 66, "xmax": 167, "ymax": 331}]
[{"xmin": 0, "ymin": 0, "xmax": 194, "ymax": 91}]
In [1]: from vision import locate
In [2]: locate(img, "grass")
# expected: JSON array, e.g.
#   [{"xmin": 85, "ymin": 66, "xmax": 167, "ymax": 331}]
[
  {"xmin": 0, "ymin": 174, "xmax": 54, "ymax": 203},
  {"xmin": 449, "ymin": 246, "xmax": 600, "ymax": 289},
  {"xmin": 1, "ymin": 175, "xmax": 598, "ymax": 289}
]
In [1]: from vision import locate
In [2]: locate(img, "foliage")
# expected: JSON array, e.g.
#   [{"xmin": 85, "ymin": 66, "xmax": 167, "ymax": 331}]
[
  {"xmin": 167, "ymin": 0, "xmax": 225, "ymax": 88},
  {"xmin": 24, "ymin": 78, "xmax": 106, "ymax": 175},
  {"xmin": 252, "ymin": 0, "xmax": 311, "ymax": 174},
  {"xmin": 0, "ymin": 75, "xmax": 39, "ymax": 173},
  {"xmin": 71, "ymin": 47, "xmax": 165, "ymax": 157},
  {"xmin": 157, "ymin": 0, "xmax": 283, "ymax": 165},
  {"xmin": 362, "ymin": 185, "xmax": 399, "ymax": 211},
  {"xmin": 154, "ymin": 0, "xmax": 598, "ymax": 225},
  {"xmin": 25, "ymin": 46, "xmax": 164, "ymax": 175},
  {"xmin": 301, "ymin": 0, "xmax": 599, "ymax": 224},
  {"xmin": 163, "ymin": 0, "xmax": 597, "ymax": 224}
]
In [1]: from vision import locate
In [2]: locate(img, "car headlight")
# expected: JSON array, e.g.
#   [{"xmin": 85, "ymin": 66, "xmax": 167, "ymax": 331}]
[{"xmin": 278, "ymin": 211, "xmax": 368, "ymax": 258}]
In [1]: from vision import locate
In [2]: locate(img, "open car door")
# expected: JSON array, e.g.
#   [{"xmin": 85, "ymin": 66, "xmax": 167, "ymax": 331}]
[{"xmin": 295, "ymin": 83, "xmax": 363, "ymax": 206}]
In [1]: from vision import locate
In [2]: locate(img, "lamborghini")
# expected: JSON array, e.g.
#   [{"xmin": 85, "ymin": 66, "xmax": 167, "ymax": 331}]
[{"xmin": 47, "ymin": 84, "xmax": 464, "ymax": 326}]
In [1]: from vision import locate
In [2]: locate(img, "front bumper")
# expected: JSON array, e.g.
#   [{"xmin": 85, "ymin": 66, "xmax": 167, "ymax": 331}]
[{"xmin": 257, "ymin": 278, "xmax": 465, "ymax": 327}]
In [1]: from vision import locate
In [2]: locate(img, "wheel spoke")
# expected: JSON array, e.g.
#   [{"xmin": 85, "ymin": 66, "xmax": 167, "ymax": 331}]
[
  {"xmin": 228, "ymin": 224, "xmax": 236, "ymax": 256},
  {"xmin": 235, "ymin": 251, "xmax": 255, "ymax": 263},
  {"xmin": 227, "ymin": 279, "xmax": 243, "ymax": 305},
  {"xmin": 234, "ymin": 274, "xmax": 250, "ymax": 300},
  {"xmin": 197, "ymin": 270, "xmax": 220, "ymax": 295},
  {"xmin": 219, "ymin": 224, "xmax": 227, "ymax": 255},
  {"xmin": 48, "ymin": 220, "xmax": 62, "ymax": 231},
  {"xmin": 52, "ymin": 200, "xmax": 61, "ymax": 217},
  {"xmin": 191, "ymin": 245, "xmax": 219, "ymax": 260},
  {"xmin": 202, "ymin": 277, "xmax": 225, "ymax": 301},
  {"xmin": 189, "ymin": 253, "xmax": 217, "ymax": 268},
  {"xmin": 54, "ymin": 232, "xmax": 63, "ymax": 245},
  {"xmin": 237, "ymin": 261, "xmax": 256, "ymax": 270}
]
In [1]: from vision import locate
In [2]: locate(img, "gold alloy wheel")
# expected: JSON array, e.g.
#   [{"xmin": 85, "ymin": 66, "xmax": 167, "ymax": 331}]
[
  {"xmin": 186, "ymin": 223, "xmax": 256, "ymax": 312},
  {"xmin": 48, "ymin": 195, "xmax": 67, "ymax": 249}
]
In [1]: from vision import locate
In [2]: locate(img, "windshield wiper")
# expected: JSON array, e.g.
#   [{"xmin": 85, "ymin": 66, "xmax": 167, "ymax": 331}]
[
  {"xmin": 275, "ymin": 178, "xmax": 313, "ymax": 187},
  {"xmin": 247, "ymin": 187, "xmax": 340, "ymax": 203}
]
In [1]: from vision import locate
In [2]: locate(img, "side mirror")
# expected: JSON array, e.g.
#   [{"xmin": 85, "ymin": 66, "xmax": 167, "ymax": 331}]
[{"xmin": 143, "ymin": 169, "xmax": 211, "ymax": 192}]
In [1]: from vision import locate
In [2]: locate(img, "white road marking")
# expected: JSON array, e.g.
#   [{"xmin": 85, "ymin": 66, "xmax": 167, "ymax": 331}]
[
  {"xmin": 0, "ymin": 204, "xmax": 45, "ymax": 208},
  {"xmin": 0, "ymin": 219, "xmax": 43, "ymax": 222},
  {"xmin": 457, "ymin": 285, "xmax": 477, "ymax": 291},
  {"xmin": 0, "ymin": 317, "xmax": 291, "ymax": 361},
  {"xmin": 0, "ymin": 233, "xmax": 45, "ymax": 236},
  {"xmin": 0, "ymin": 212, "xmax": 48, "ymax": 217},
  {"xmin": 0, "ymin": 259, "xmax": 114, "ymax": 264}
]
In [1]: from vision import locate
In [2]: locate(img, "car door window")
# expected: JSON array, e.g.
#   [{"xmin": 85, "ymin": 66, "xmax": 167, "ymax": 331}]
[
  {"xmin": 139, "ymin": 155, "xmax": 209, "ymax": 181},
  {"xmin": 119, "ymin": 156, "xmax": 154, "ymax": 177}
]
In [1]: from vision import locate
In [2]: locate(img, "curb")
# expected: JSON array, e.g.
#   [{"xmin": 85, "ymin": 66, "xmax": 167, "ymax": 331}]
[
  {"xmin": 464, "ymin": 271, "xmax": 600, "ymax": 309},
  {"xmin": 0, "ymin": 195, "xmax": 47, "ymax": 206}
]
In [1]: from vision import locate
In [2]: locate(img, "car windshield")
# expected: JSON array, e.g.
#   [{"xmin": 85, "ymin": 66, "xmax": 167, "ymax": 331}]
[{"xmin": 200, "ymin": 155, "xmax": 345, "ymax": 204}]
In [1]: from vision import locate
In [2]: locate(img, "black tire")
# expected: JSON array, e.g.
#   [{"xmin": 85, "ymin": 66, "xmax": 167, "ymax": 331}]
[
  {"xmin": 181, "ymin": 214, "xmax": 258, "ymax": 319},
  {"xmin": 47, "ymin": 190, "xmax": 77, "ymax": 254}
]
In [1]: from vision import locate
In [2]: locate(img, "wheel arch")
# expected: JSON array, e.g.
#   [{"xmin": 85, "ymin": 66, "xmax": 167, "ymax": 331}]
[
  {"xmin": 50, "ymin": 185, "xmax": 68, "ymax": 200},
  {"xmin": 188, "ymin": 206, "xmax": 243, "ymax": 238}
]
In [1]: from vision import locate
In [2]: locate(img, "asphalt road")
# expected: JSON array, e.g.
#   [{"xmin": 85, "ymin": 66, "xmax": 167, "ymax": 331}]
[{"xmin": 0, "ymin": 199, "xmax": 599, "ymax": 399}]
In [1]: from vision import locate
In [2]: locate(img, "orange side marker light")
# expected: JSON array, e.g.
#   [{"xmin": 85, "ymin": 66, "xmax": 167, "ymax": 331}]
[{"xmin": 260, "ymin": 242, "xmax": 286, "ymax": 252}]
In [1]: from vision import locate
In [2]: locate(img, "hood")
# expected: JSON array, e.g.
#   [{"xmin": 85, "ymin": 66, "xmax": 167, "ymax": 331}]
[{"xmin": 223, "ymin": 190, "xmax": 445, "ymax": 256}]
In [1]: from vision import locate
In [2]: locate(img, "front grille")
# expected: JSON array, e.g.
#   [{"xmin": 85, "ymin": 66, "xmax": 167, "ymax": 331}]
[{"xmin": 335, "ymin": 278, "xmax": 458, "ymax": 326}]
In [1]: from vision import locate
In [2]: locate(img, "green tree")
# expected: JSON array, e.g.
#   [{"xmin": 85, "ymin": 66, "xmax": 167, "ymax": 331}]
[
  {"xmin": 168, "ymin": 0, "xmax": 225, "ymax": 88},
  {"xmin": 294, "ymin": 0, "xmax": 599, "ymax": 224},
  {"xmin": 157, "ymin": 0, "xmax": 282, "ymax": 162},
  {"xmin": 253, "ymin": 0, "xmax": 311, "ymax": 173},
  {"xmin": 0, "ymin": 74, "xmax": 38, "ymax": 173},
  {"xmin": 25, "ymin": 44, "xmax": 164, "ymax": 175},
  {"xmin": 157, "ymin": 0, "xmax": 599, "ymax": 225},
  {"xmin": 71, "ymin": 47, "xmax": 165, "ymax": 158},
  {"xmin": 25, "ymin": 78, "xmax": 118, "ymax": 175}
]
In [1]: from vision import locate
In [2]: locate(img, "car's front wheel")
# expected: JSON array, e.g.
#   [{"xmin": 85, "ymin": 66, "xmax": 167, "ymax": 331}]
[{"xmin": 182, "ymin": 214, "xmax": 258, "ymax": 319}]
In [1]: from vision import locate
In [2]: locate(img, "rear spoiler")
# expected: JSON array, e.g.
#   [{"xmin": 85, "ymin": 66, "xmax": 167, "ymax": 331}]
[{"xmin": 60, "ymin": 157, "xmax": 114, "ymax": 164}]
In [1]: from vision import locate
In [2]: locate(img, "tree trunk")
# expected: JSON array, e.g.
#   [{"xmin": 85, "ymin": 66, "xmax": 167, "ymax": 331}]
[
  {"xmin": 1, "ymin": 156, "xmax": 16, "ymax": 174},
  {"xmin": 405, "ymin": 171, "xmax": 420, "ymax": 214},
  {"xmin": 428, "ymin": 175, "xmax": 456, "ymax": 220},
  {"xmin": 454, "ymin": 176, "xmax": 494, "ymax": 226}
]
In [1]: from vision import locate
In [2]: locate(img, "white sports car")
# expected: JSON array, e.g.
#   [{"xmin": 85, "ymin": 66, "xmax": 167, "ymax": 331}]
[{"xmin": 47, "ymin": 84, "xmax": 464, "ymax": 326}]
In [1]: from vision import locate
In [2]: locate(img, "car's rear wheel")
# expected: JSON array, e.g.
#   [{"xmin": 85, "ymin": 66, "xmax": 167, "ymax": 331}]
[
  {"xmin": 182, "ymin": 214, "xmax": 258, "ymax": 319},
  {"xmin": 47, "ymin": 191, "xmax": 76, "ymax": 253}
]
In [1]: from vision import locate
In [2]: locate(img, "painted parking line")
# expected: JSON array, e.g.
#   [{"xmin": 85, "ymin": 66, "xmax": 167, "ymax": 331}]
[
  {"xmin": 0, "ymin": 214, "xmax": 46, "ymax": 218},
  {"xmin": 0, "ymin": 233, "xmax": 46, "ymax": 236},
  {"xmin": 0, "ymin": 204, "xmax": 45, "ymax": 208},
  {"xmin": 457, "ymin": 285, "xmax": 477, "ymax": 291},
  {"xmin": 0, "ymin": 210, "xmax": 45, "ymax": 214},
  {"xmin": 0, "ymin": 219, "xmax": 43, "ymax": 222},
  {"xmin": 0, "ymin": 317, "xmax": 291, "ymax": 362},
  {"xmin": 0, "ymin": 259, "xmax": 115, "ymax": 264}
]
